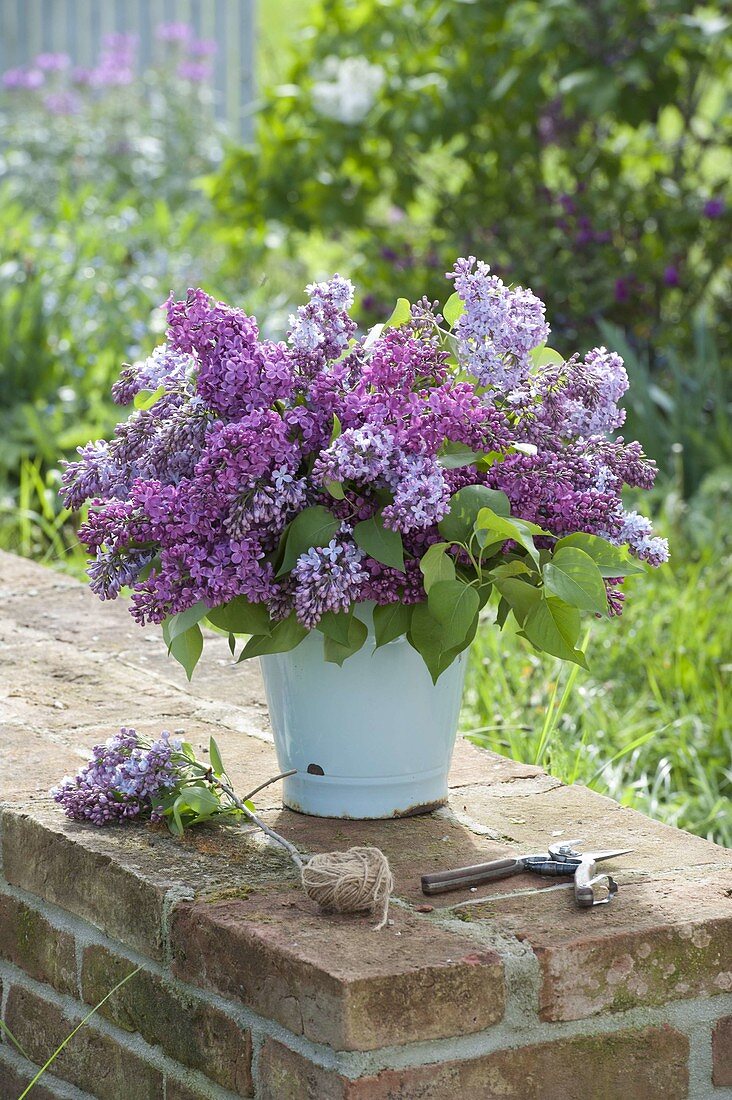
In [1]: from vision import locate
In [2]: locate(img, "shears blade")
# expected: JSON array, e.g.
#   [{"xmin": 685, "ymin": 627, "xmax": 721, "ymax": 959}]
[{"xmin": 587, "ymin": 848, "xmax": 633, "ymax": 863}]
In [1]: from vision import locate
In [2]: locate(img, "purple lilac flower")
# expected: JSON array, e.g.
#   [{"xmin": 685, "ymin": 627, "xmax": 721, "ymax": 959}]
[
  {"xmin": 703, "ymin": 198, "xmax": 725, "ymax": 219},
  {"xmin": 288, "ymin": 275, "xmax": 357, "ymax": 376},
  {"xmin": 663, "ymin": 265, "xmax": 680, "ymax": 287},
  {"xmin": 448, "ymin": 257, "xmax": 549, "ymax": 391},
  {"xmin": 65, "ymin": 260, "xmax": 665, "ymax": 633},
  {"xmin": 188, "ymin": 39, "xmax": 217, "ymax": 58},
  {"xmin": 178, "ymin": 60, "xmax": 212, "ymax": 82},
  {"xmin": 167, "ymin": 289, "xmax": 293, "ymax": 416},
  {"xmin": 52, "ymin": 728, "xmax": 180, "ymax": 825},
  {"xmin": 293, "ymin": 537, "xmax": 368, "ymax": 627},
  {"xmin": 35, "ymin": 52, "xmax": 71, "ymax": 71},
  {"xmin": 2, "ymin": 67, "xmax": 44, "ymax": 89},
  {"xmin": 606, "ymin": 510, "xmax": 669, "ymax": 566},
  {"xmin": 43, "ymin": 91, "xmax": 81, "ymax": 116},
  {"xmin": 157, "ymin": 22, "xmax": 195, "ymax": 42},
  {"xmin": 614, "ymin": 278, "xmax": 630, "ymax": 303},
  {"xmin": 381, "ymin": 454, "xmax": 451, "ymax": 533}
]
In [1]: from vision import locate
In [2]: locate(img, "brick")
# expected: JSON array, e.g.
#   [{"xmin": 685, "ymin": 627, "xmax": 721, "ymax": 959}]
[
  {"xmin": 0, "ymin": 1054, "xmax": 60, "ymax": 1100},
  {"xmin": 457, "ymin": 870, "xmax": 732, "ymax": 1021},
  {"xmin": 171, "ymin": 893, "xmax": 504, "ymax": 1051},
  {"xmin": 5, "ymin": 985, "xmax": 164, "ymax": 1100},
  {"xmin": 80, "ymin": 944, "xmax": 253, "ymax": 1096},
  {"xmin": 1, "ymin": 810, "xmax": 169, "ymax": 960},
  {"xmin": 0, "ymin": 894, "xmax": 77, "ymax": 995},
  {"xmin": 258, "ymin": 1041, "xmax": 344, "ymax": 1100},
  {"xmin": 713, "ymin": 1015, "xmax": 732, "ymax": 1087},
  {"xmin": 258, "ymin": 1026, "xmax": 689, "ymax": 1100},
  {"xmin": 165, "ymin": 1080, "xmax": 227, "ymax": 1100}
]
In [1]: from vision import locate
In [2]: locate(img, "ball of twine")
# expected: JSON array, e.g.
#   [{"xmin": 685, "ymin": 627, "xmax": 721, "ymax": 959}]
[{"xmin": 301, "ymin": 846, "xmax": 394, "ymax": 931}]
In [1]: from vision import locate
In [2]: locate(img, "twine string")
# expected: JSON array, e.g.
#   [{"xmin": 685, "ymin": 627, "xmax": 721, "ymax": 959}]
[{"xmin": 197, "ymin": 765, "xmax": 393, "ymax": 929}]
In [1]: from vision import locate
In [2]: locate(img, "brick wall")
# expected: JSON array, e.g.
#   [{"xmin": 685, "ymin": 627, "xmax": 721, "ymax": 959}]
[
  {"xmin": 1, "ymin": 804, "xmax": 731, "ymax": 1099},
  {"xmin": 1, "ymin": 550, "xmax": 732, "ymax": 1098}
]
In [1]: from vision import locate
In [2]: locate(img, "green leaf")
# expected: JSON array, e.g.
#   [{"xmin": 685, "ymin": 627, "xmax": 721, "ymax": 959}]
[
  {"xmin": 324, "ymin": 478, "xmax": 346, "ymax": 500},
  {"xmin": 427, "ymin": 580, "xmax": 480, "ymax": 649},
  {"xmin": 276, "ymin": 505, "xmax": 340, "ymax": 577},
  {"xmin": 408, "ymin": 600, "xmax": 473, "ymax": 684},
  {"xmin": 330, "ymin": 412, "xmax": 342, "ymax": 443},
  {"xmin": 543, "ymin": 547, "xmax": 608, "ymax": 613},
  {"xmin": 133, "ymin": 385, "xmax": 165, "ymax": 410},
  {"xmin": 523, "ymin": 595, "xmax": 587, "ymax": 666},
  {"xmin": 178, "ymin": 785, "xmax": 222, "ymax": 819},
  {"xmin": 323, "ymin": 614, "xmax": 368, "ymax": 665},
  {"xmin": 475, "ymin": 508, "xmax": 546, "ymax": 564},
  {"xmin": 169, "ymin": 623, "xmax": 204, "ymax": 681},
  {"xmin": 239, "ymin": 614, "xmax": 308, "ymax": 659},
  {"xmin": 443, "ymin": 291, "xmax": 465, "ymax": 328},
  {"xmin": 353, "ymin": 513, "xmax": 405, "ymax": 572},
  {"xmin": 488, "ymin": 560, "xmax": 532, "ymax": 581},
  {"xmin": 419, "ymin": 542, "xmax": 456, "ymax": 592},
  {"xmin": 496, "ymin": 595, "xmax": 511, "ymax": 629},
  {"xmin": 205, "ymin": 595, "xmax": 272, "ymax": 635},
  {"xmin": 209, "ymin": 736, "xmax": 225, "ymax": 777},
  {"xmin": 530, "ymin": 345, "xmax": 564, "ymax": 368},
  {"xmin": 493, "ymin": 576, "xmax": 542, "ymax": 626},
  {"xmin": 164, "ymin": 601, "xmax": 209, "ymax": 647},
  {"xmin": 439, "ymin": 486, "xmax": 511, "ymax": 543},
  {"xmin": 227, "ymin": 633, "xmax": 236, "ymax": 657},
  {"xmin": 384, "ymin": 297, "xmax": 411, "ymax": 328},
  {"xmin": 555, "ymin": 533, "xmax": 646, "ymax": 577},
  {"xmin": 437, "ymin": 441, "xmax": 485, "ymax": 469},
  {"xmin": 317, "ymin": 609, "xmax": 354, "ymax": 646},
  {"xmin": 373, "ymin": 602, "xmax": 412, "ymax": 648}
]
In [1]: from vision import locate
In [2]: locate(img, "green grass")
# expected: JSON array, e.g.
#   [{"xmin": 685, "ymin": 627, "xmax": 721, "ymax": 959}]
[{"xmin": 462, "ymin": 493, "xmax": 732, "ymax": 847}]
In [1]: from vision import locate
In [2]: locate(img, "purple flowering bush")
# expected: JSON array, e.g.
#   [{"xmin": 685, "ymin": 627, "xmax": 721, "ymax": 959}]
[
  {"xmin": 52, "ymin": 728, "xmax": 246, "ymax": 833},
  {"xmin": 62, "ymin": 259, "xmax": 667, "ymax": 682},
  {"xmin": 0, "ymin": 25, "xmax": 220, "ymax": 209}
]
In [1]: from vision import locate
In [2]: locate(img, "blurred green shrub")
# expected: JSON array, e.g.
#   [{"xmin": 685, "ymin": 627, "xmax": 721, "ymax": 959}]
[{"xmin": 209, "ymin": 0, "xmax": 731, "ymax": 365}]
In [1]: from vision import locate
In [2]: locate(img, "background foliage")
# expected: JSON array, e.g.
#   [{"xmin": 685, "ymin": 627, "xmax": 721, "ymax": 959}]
[{"xmin": 0, "ymin": 1, "xmax": 730, "ymax": 843}]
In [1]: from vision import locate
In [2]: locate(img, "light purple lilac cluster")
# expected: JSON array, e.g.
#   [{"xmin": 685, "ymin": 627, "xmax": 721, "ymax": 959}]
[
  {"xmin": 62, "ymin": 260, "xmax": 667, "ymax": 634},
  {"xmin": 51, "ymin": 729, "xmax": 180, "ymax": 825}
]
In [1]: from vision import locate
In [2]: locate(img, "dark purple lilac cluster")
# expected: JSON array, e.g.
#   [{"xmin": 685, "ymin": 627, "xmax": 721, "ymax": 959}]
[
  {"xmin": 51, "ymin": 729, "xmax": 180, "ymax": 825},
  {"xmin": 62, "ymin": 260, "xmax": 667, "ymax": 640}
]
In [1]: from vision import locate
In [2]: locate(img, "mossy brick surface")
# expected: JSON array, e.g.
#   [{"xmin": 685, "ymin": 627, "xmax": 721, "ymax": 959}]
[
  {"xmin": 4, "ymin": 985, "xmax": 165, "ymax": 1100},
  {"xmin": 258, "ymin": 1025, "xmax": 690, "ymax": 1099},
  {"xmin": 713, "ymin": 1014, "xmax": 732, "ymax": 1087},
  {"xmin": 454, "ymin": 869, "xmax": 732, "ymax": 1021},
  {"xmin": 80, "ymin": 943, "xmax": 253, "ymax": 1096},
  {"xmin": 0, "ymin": 893, "xmax": 77, "ymax": 995}
]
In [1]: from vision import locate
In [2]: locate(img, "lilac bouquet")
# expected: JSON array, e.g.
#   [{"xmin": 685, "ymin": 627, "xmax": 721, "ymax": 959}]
[
  {"xmin": 62, "ymin": 258, "xmax": 667, "ymax": 682},
  {"xmin": 52, "ymin": 728, "xmax": 245, "ymax": 834}
]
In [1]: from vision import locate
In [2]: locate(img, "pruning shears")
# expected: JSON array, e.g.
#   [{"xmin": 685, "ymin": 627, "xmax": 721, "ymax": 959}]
[{"xmin": 421, "ymin": 839, "xmax": 632, "ymax": 908}]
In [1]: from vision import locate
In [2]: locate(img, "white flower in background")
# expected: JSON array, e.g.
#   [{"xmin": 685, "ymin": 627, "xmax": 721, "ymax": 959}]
[{"xmin": 311, "ymin": 56, "xmax": 385, "ymax": 124}]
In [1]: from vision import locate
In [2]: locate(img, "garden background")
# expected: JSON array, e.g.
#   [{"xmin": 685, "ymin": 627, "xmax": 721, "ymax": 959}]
[{"xmin": 1, "ymin": 0, "xmax": 729, "ymax": 844}]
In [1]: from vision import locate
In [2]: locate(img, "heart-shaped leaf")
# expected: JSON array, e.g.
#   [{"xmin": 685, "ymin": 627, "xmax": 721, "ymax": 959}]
[
  {"xmin": 543, "ymin": 547, "xmax": 608, "ymax": 613},
  {"xmin": 353, "ymin": 513, "xmax": 405, "ymax": 572}
]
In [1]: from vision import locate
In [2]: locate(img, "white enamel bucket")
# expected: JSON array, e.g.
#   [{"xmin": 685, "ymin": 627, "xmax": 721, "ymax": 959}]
[{"xmin": 259, "ymin": 610, "xmax": 467, "ymax": 819}]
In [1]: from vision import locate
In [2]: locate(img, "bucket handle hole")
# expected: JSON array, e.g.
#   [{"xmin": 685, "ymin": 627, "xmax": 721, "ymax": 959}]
[{"xmin": 307, "ymin": 763, "xmax": 325, "ymax": 775}]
